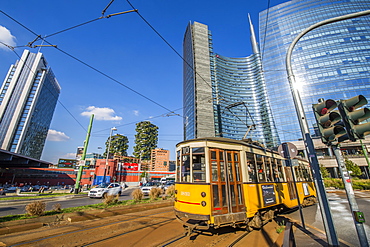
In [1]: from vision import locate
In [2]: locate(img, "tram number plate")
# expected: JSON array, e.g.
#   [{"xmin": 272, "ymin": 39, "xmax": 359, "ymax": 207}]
[{"xmin": 181, "ymin": 191, "xmax": 190, "ymax": 196}]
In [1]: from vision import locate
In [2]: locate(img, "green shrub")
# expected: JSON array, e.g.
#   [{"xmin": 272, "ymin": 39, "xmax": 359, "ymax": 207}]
[
  {"xmin": 25, "ymin": 201, "xmax": 46, "ymax": 216},
  {"xmin": 324, "ymin": 178, "xmax": 370, "ymax": 190},
  {"xmin": 102, "ymin": 194, "xmax": 119, "ymax": 205},
  {"xmin": 149, "ymin": 187, "xmax": 163, "ymax": 200},
  {"xmin": 276, "ymin": 221, "xmax": 285, "ymax": 234},
  {"xmin": 165, "ymin": 185, "xmax": 175, "ymax": 198},
  {"xmin": 131, "ymin": 189, "xmax": 143, "ymax": 201},
  {"xmin": 323, "ymin": 178, "xmax": 343, "ymax": 189}
]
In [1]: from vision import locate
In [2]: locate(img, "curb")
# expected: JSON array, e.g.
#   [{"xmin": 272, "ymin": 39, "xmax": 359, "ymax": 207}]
[{"xmin": 0, "ymin": 200, "xmax": 173, "ymax": 235}]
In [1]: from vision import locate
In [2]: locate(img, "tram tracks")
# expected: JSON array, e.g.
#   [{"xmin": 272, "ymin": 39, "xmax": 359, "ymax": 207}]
[
  {"xmin": 4, "ymin": 207, "xmax": 177, "ymax": 247},
  {"xmin": 3, "ymin": 206, "xmax": 282, "ymax": 247}
]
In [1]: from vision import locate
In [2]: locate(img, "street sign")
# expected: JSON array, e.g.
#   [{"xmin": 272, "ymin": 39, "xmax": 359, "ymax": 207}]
[{"xmin": 278, "ymin": 142, "xmax": 298, "ymax": 158}]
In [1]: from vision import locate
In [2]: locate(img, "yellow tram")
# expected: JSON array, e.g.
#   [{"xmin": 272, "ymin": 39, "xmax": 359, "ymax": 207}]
[{"xmin": 174, "ymin": 137, "xmax": 317, "ymax": 232}]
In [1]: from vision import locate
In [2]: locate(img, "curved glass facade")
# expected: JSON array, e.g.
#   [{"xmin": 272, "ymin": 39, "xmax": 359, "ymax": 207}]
[
  {"xmin": 212, "ymin": 54, "xmax": 279, "ymax": 147},
  {"xmin": 260, "ymin": 0, "xmax": 370, "ymax": 143},
  {"xmin": 183, "ymin": 21, "xmax": 279, "ymax": 148}
]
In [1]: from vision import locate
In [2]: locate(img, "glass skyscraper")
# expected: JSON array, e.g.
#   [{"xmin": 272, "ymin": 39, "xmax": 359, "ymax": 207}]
[
  {"xmin": 0, "ymin": 50, "xmax": 60, "ymax": 159},
  {"xmin": 183, "ymin": 21, "xmax": 280, "ymax": 148},
  {"xmin": 260, "ymin": 0, "xmax": 370, "ymax": 143}
]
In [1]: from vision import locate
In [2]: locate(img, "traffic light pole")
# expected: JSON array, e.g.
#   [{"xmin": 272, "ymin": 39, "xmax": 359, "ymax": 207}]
[
  {"xmin": 332, "ymin": 145, "xmax": 369, "ymax": 247},
  {"xmin": 286, "ymin": 10, "xmax": 370, "ymax": 246}
]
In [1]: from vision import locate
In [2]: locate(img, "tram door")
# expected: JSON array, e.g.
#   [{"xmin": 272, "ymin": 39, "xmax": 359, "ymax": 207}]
[{"xmin": 210, "ymin": 149, "xmax": 245, "ymax": 216}]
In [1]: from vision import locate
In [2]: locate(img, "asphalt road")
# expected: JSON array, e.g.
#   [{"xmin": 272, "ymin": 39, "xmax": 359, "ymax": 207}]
[{"xmin": 0, "ymin": 187, "xmax": 137, "ymax": 217}]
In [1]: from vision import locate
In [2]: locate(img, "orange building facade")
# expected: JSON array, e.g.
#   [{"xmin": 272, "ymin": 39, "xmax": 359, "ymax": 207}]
[{"xmin": 150, "ymin": 149, "xmax": 170, "ymax": 171}]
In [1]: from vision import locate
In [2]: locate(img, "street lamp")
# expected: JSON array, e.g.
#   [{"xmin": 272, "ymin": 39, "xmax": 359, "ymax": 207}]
[{"xmin": 103, "ymin": 127, "xmax": 117, "ymax": 184}]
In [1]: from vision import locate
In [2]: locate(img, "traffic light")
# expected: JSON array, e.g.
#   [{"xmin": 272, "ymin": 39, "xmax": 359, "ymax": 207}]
[
  {"xmin": 338, "ymin": 95, "xmax": 370, "ymax": 141},
  {"xmin": 312, "ymin": 99, "xmax": 346, "ymax": 145}
]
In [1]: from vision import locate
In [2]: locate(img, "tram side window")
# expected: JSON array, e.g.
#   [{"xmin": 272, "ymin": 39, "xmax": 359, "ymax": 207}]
[
  {"xmin": 256, "ymin": 154, "xmax": 266, "ymax": 182},
  {"xmin": 295, "ymin": 164, "xmax": 304, "ymax": 182},
  {"xmin": 272, "ymin": 158, "xmax": 284, "ymax": 182},
  {"xmin": 303, "ymin": 164, "xmax": 313, "ymax": 182},
  {"xmin": 264, "ymin": 157, "xmax": 273, "ymax": 182},
  {"xmin": 246, "ymin": 152, "xmax": 257, "ymax": 182},
  {"xmin": 176, "ymin": 150, "xmax": 181, "ymax": 182},
  {"xmin": 181, "ymin": 147, "xmax": 191, "ymax": 182},
  {"xmin": 192, "ymin": 147, "xmax": 206, "ymax": 182}
]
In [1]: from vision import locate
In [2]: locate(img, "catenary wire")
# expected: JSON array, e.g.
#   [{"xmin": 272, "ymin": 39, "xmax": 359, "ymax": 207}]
[
  {"xmin": 0, "ymin": 9, "xmax": 183, "ymax": 132},
  {"xmin": 125, "ymin": 0, "xmax": 214, "ymax": 91}
]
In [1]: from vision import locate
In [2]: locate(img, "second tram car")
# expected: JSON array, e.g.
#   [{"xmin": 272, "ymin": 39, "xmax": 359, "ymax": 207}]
[{"xmin": 174, "ymin": 137, "xmax": 317, "ymax": 233}]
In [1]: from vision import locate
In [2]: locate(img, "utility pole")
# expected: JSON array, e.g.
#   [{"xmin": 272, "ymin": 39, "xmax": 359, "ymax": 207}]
[{"xmin": 74, "ymin": 114, "xmax": 94, "ymax": 194}]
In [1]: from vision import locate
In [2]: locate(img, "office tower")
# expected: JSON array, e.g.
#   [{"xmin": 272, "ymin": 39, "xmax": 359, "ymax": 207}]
[
  {"xmin": 0, "ymin": 50, "xmax": 60, "ymax": 159},
  {"xmin": 260, "ymin": 0, "xmax": 370, "ymax": 143},
  {"xmin": 183, "ymin": 21, "xmax": 279, "ymax": 148}
]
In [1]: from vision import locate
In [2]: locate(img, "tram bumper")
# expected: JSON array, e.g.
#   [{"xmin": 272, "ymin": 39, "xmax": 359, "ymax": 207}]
[{"xmin": 175, "ymin": 209, "xmax": 210, "ymax": 232}]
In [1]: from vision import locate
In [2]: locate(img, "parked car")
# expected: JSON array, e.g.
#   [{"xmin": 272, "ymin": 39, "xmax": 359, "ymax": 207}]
[
  {"xmin": 4, "ymin": 187, "xmax": 17, "ymax": 193},
  {"xmin": 140, "ymin": 182, "xmax": 159, "ymax": 196},
  {"xmin": 88, "ymin": 183, "xmax": 122, "ymax": 198}
]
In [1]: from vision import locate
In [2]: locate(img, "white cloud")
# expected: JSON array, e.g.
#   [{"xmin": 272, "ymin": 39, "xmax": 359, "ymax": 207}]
[
  {"xmin": 0, "ymin": 25, "xmax": 16, "ymax": 51},
  {"xmin": 64, "ymin": 153, "xmax": 77, "ymax": 159},
  {"xmin": 81, "ymin": 106, "xmax": 122, "ymax": 121},
  {"xmin": 133, "ymin": 110, "xmax": 139, "ymax": 116},
  {"xmin": 47, "ymin": 129, "xmax": 70, "ymax": 141}
]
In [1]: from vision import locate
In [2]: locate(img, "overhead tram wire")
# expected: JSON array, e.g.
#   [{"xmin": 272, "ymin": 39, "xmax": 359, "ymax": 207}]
[
  {"xmin": 125, "ymin": 0, "xmax": 214, "ymax": 92},
  {"xmin": 0, "ymin": 9, "xmax": 181, "ymax": 118},
  {"xmin": 92, "ymin": 107, "xmax": 183, "ymax": 134}
]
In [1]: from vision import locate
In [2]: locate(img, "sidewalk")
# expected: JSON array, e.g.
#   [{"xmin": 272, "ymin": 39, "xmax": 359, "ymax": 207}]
[{"xmin": 292, "ymin": 222, "xmax": 354, "ymax": 247}]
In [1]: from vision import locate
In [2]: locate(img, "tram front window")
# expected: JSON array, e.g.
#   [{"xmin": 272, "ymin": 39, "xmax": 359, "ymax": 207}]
[
  {"xmin": 181, "ymin": 154, "xmax": 191, "ymax": 182},
  {"xmin": 192, "ymin": 147, "xmax": 205, "ymax": 182}
]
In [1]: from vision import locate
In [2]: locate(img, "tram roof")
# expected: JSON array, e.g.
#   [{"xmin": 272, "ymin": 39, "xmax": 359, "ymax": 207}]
[{"xmin": 176, "ymin": 137, "xmax": 268, "ymax": 151}]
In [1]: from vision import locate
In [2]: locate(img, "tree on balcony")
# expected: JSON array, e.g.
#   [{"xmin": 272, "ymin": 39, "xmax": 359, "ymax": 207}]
[{"xmin": 345, "ymin": 159, "xmax": 362, "ymax": 178}]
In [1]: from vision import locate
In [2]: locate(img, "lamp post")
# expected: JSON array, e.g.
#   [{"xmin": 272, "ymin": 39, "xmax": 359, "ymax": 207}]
[{"xmin": 103, "ymin": 127, "xmax": 117, "ymax": 184}]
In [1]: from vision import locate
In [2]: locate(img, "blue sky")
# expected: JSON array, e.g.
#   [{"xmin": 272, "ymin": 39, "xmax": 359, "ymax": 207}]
[{"xmin": 0, "ymin": 0, "xmax": 287, "ymax": 163}]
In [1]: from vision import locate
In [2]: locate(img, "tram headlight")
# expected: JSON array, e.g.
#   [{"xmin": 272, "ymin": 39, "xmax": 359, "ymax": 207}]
[
  {"xmin": 175, "ymin": 190, "xmax": 178, "ymax": 194},
  {"xmin": 201, "ymin": 201, "xmax": 206, "ymax": 207},
  {"xmin": 201, "ymin": 192, "xmax": 206, "ymax": 197}
]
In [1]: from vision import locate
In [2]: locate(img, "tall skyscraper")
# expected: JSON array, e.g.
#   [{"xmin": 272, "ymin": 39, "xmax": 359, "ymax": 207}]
[
  {"xmin": 260, "ymin": 0, "xmax": 370, "ymax": 143},
  {"xmin": 0, "ymin": 50, "xmax": 60, "ymax": 159},
  {"xmin": 183, "ymin": 21, "xmax": 280, "ymax": 148}
]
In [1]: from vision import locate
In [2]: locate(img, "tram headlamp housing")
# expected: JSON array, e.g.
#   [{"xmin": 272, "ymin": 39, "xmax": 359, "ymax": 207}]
[
  {"xmin": 201, "ymin": 192, "xmax": 206, "ymax": 197},
  {"xmin": 175, "ymin": 190, "xmax": 178, "ymax": 194},
  {"xmin": 201, "ymin": 201, "xmax": 206, "ymax": 207}
]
